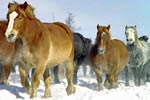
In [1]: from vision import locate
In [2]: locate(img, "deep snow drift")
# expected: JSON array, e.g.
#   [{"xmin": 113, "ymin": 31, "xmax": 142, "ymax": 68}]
[{"xmin": 0, "ymin": 66, "xmax": 150, "ymax": 100}]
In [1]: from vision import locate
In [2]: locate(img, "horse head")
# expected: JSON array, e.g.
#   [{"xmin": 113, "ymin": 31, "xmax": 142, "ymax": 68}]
[
  {"xmin": 96, "ymin": 24, "xmax": 111, "ymax": 55},
  {"xmin": 5, "ymin": 1, "xmax": 34, "ymax": 42},
  {"xmin": 125, "ymin": 25, "xmax": 144, "ymax": 48}
]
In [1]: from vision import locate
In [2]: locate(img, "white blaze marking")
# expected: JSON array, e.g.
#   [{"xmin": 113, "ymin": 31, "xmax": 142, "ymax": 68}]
[
  {"xmin": 5, "ymin": 11, "xmax": 18, "ymax": 37},
  {"xmin": 126, "ymin": 28, "xmax": 135, "ymax": 41}
]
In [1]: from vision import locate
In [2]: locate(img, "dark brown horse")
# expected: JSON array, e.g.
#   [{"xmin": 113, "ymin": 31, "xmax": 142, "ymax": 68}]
[
  {"xmin": 0, "ymin": 20, "xmax": 15, "ymax": 85},
  {"xmin": 5, "ymin": 1, "xmax": 75, "ymax": 98},
  {"xmin": 89, "ymin": 24, "xmax": 129, "ymax": 90}
]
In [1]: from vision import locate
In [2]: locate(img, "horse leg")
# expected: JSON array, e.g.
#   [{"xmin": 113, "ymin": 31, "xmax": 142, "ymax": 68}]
[
  {"xmin": 92, "ymin": 66, "xmax": 103, "ymax": 91},
  {"xmin": 31, "ymin": 62, "xmax": 46, "ymax": 98},
  {"xmin": 43, "ymin": 68, "xmax": 51, "ymax": 98},
  {"xmin": 1, "ymin": 55, "xmax": 13, "ymax": 85},
  {"xmin": 73, "ymin": 57, "xmax": 84, "ymax": 84},
  {"xmin": 65, "ymin": 60, "xmax": 75, "ymax": 95},
  {"xmin": 138, "ymin": 67, "xmax": 146, "ymax": 85},
  {"xmin": 104, "ymin": 74, "xmax": 110, "ymax": 89},
  {"xmin": 132, "ymin": 68, "xmax": 138, "ymax": 86},
  {"xmin": 53, "ymin": 65, "xmax": 60, "ymax": 84},
  {"xmin": 73, "ymin": 61, "xmax": 79, "ymax": 84},
  {"xmin": 124, "ymin": 66, "xmax": 129, "ymax": 86},
  {"xmin": 113, "ymin": 73, "xmax": 120, "ymax": 88},
  {"xmin": 82, "ymin": 65, "xmax": 87, "ymax": 77},
  {"xmin": 107, "ymin": 74, "xmax": 115, "ymax": 89},
  {"xmin": 18, "ymin": 66, "xmax": 31, "ymax": 95},
  {"xmin": 90, "ymin": 67, "xmax": 94, "ymax": 77}
]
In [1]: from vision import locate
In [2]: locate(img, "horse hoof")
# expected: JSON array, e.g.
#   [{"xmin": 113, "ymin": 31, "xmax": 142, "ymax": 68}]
[
  {"xmin": 54, "ymin": 80, "xmax": 60, "ymax": 84},
  {"xmin": 98, "ymin": 84, "xmax": 103, "ymax": 91},
  {"xmin": 26, "ymin": 87, "xmax": 32, "ymax": 95},
  {"xmin": 125, "ymin": 83, "xmax": 129, "ymax": 86},
  {"xmin": 42, "ymin": 94, "xmax": 51, "ymax": 98},
  {"xmin": 73, "ymin": 79, "xmax": 77, "ymax": 84},
  {"xmin": 30, "ymin": 94, "xmax": 36, "ymax": 98},
  {"xmin": 66, "ymin": 86, "xmax": 76, "ymax": 95}
]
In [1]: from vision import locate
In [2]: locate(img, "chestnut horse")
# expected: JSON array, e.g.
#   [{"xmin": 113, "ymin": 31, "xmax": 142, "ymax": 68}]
[
  {"xmin": 5, "ymin": 1, "xmax": 75, "ymax": 98},
  {"xmin": 89, "ymin": 24, "xmax": 129, "ymax": 90},
  {"xmin": 0, "ymin": 20, "xmax": 15, "ymax": 85}
]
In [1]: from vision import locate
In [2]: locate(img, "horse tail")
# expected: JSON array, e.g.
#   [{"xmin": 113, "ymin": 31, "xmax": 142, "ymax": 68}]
[{"xmin": 53, "ymin": 22, "xmax": 72, "ymax": 39}]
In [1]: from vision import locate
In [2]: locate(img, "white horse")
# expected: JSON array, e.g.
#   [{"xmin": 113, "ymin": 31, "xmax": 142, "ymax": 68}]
[{"xmin": 125, "ymin": 25, "xmax": 150, "ymax": 86}]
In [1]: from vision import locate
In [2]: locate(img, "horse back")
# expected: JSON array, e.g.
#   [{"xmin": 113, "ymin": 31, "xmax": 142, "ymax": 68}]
[{"xmin": 44, "ymin": 22, "xmax": 74, "ymax": 67}]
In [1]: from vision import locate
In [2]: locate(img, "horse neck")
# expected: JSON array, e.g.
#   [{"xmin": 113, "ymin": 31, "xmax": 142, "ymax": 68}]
[{"xmin": 21, "ymin": 18, "xmax": 42, "ymax": 47}]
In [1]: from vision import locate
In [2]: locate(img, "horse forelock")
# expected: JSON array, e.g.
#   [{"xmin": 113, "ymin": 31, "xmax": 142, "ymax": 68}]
[
  {"xmin": 8, "ymin": 2, "xmax": 35, "ymax": 19},
  {"xmin": 96, "ymin": 26, "xmax": 111, "ymax": 47}
]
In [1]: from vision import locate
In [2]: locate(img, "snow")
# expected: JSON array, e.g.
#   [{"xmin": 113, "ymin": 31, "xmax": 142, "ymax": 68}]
[{"xmin": 0, "ymin": 66, "xmax": 150, "ymax": 100}]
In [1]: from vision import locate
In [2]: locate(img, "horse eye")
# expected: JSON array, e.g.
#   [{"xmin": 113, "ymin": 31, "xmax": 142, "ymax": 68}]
[{"xmin": 18, "ymin": 17, "xmax": 22, "ymax": 20}]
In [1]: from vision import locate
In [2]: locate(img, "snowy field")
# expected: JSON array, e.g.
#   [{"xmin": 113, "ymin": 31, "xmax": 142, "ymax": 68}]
[{"xmin": 0, "ymin": 66, "xmax": 150, "ymax": 100}]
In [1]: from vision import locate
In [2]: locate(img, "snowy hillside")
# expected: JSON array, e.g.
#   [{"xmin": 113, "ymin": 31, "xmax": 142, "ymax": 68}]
[{"xmin": 0, "ymin": 66, "xmax": 150, "ymax": 100}]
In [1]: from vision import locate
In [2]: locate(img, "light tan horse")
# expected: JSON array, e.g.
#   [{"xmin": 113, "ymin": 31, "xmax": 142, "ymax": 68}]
[
  {"xmin": 89, "ymin": 24, "xmax": 129, "ymax": 90},
  {"xmin": 5, "ymin": 1, "xmax": 75, "ymax": 98},
  {"xmin": 0, "ymin": 20, "xmax": 15, "ymax": 85}
]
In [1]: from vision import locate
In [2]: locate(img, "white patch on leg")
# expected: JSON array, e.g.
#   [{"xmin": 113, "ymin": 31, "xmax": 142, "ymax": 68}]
[{"xmin": 5, "ymin": 11, "xmax": 18, "ymax": 38}]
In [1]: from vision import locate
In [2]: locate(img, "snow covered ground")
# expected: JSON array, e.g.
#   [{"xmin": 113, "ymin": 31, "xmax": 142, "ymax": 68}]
[{"xmin": 0, "ymin": 66, "xmax": 150, "ymax": 100}]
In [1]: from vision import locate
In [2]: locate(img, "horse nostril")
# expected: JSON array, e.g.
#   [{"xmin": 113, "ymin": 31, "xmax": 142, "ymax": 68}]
[
  {"xmin": 127, "ymin": 39, "xmax": 132, "ymax": 42},
  {"xmin": 130, "ymin": 39, "xmax": 133, "ymax": 41},
  {"xmin": 8, "ymin": 34, "xmax": 14, "ymax": 39}
]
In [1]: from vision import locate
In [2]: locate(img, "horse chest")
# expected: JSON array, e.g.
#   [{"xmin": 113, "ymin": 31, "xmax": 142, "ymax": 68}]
[{"xmin": 17, "ymin": 47, "xmax": 36, "ymax": 68}]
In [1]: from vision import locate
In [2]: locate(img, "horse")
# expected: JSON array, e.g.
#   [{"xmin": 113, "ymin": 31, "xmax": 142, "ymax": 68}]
[
  {"xmin": 5, "ymin": 1, "xmax": 75, "ymax": 98},
  {"xmin": 53, "ymin": 32, "xmax": 92, "ymax": 84},
  {"xmin": 0, "ymin": 20, "xmax": 15, "ymax": 85},
  {"xmin": 125, "ymin": 25, "xmax": 150, "ymax": 86},
  {"xmin": 89, "ymin": 24, "xmax": 129, "ymax": 90},
  {"xmin": 139, "ymin": 35, "xmax": 149, "ymax": 42}
]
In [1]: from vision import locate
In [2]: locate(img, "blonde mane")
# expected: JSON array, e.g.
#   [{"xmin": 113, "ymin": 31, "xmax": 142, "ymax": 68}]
[{"xmin": 135, "ymin": 31, "xmax": 145, "ymax": 48}]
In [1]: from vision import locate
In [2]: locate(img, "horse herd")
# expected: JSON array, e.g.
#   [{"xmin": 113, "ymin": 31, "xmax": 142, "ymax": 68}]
[{"xmin": 0, "ymin": 1, "xmax": 150, "ymax": 98}]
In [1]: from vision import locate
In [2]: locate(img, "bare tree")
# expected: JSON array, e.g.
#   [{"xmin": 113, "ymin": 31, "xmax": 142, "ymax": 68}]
[{"xmin": 65, "ymin": 12, "xmax": 81, "ymax": 32}]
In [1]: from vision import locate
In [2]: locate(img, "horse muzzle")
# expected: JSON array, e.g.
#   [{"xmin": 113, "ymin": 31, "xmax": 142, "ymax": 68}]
[
  {"xmin": 6, "ymin": 33, "xmax": 16, "ymax": 42},
  {"xmin": 98, "ymin": 48, "xmax": 105, "ymax": 55}
]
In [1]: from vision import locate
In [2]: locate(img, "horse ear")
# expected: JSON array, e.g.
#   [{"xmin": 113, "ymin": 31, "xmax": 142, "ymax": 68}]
[
  {"xmin": 107, "ymin": 24, "xmax": 110, "ymax": 30},
  {"xmin": 134, "ymin": 25, "xmax": 136, "ymax": 28},
  {"xmin": 21, "ymin": 1, "xmax": 28, "ymax": 10},
  {"xmin": 125, "ymin": 25, "xmax": 128, "ymax": 30},
  {"xmin": 8, "ymin": 2, "xmax": 11, "ymax": 8},
  {"xmin": 97, "ymin": 24, "xmax": 100, "ymax": 30}
]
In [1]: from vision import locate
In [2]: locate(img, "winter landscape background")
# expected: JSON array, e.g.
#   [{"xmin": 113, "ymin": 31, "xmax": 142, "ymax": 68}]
[
  {"xmin": 0, "ymin": 0, "xmax": 150, "ymax": 100},
  {"xmin": 0, "ymin": 66, "xmax": 150, "ymax": 100}
]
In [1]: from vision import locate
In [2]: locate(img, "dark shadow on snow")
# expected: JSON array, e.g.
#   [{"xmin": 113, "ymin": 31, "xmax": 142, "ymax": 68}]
[
  {"xmin": 0, "ymin": 84, "xmax": 25, "ymax": 99},
  {"xmin": 78, "ymin": 80, "xmax": 98, "ymax": 91}
]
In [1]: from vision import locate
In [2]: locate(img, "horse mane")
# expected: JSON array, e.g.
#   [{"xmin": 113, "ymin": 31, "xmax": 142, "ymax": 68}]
[
  {"xmin": 90, "ymin": 44, "xmax": 98, "ymax": 57},
  {"xmin": 135, "ymin": 31, "xmax": 145, "ymax": 48},
  {"xmin": 53, "ymin": 22, "xmax": 72, "ymax": 38}
]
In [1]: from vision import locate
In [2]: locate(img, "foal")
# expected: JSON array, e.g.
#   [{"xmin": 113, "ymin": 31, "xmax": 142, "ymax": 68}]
[{"xmin": 89, "ymin": 24, "xmax": 129, "ymax": 90}]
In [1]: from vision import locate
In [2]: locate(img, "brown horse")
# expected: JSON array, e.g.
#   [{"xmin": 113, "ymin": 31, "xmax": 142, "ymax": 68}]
[
  {"xmin": 0, "ymin": 20, "xmax": 15, "ymax": 85},
  {"xmin": 5, "ymin": 1, "xmax": 75, "ymax": 98},
  {"xmin": 89, "ymin": 24, "xmax": 129, "ymax": 90}
]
